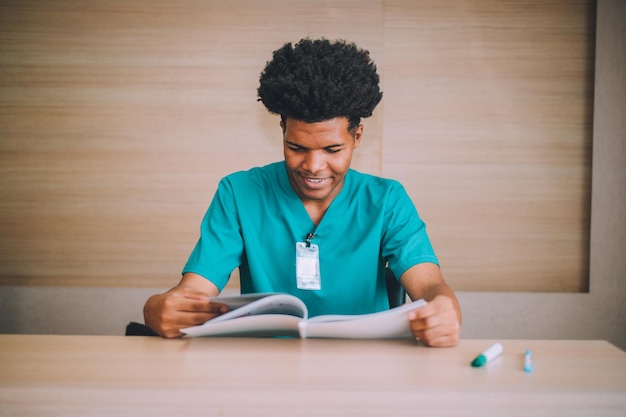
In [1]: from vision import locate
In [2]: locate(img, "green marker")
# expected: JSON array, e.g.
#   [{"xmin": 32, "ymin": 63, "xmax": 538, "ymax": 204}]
[{"xmin": 471, "ymin": 343, "xmax": 503, "ymax": 367}]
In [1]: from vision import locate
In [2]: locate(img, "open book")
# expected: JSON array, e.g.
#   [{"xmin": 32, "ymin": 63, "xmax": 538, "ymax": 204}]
[{"xmin": 181, "ymin": 293, "xmax": 427, "ymax": 339}]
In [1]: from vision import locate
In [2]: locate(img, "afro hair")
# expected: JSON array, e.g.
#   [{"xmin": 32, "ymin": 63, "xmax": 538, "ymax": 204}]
[{"xmin": 257, "ymin": 38, "xmax": 383, "ymax": 130}]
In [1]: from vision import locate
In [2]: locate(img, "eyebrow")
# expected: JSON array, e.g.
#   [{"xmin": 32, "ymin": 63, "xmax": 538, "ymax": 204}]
[{"xmin": 285, "ymin": 140, "xmax": 344, "ymax": 151}]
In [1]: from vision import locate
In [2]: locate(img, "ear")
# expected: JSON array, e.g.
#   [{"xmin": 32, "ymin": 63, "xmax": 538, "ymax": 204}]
[{"xmin": 353, "ymin": 124, "xmax": 364, "ymax": 148}]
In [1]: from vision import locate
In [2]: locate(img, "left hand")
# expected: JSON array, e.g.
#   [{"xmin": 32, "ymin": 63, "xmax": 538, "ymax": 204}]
[{"xmin": 408, "ymin": 295, "xmax": 461, "ymax": 347}]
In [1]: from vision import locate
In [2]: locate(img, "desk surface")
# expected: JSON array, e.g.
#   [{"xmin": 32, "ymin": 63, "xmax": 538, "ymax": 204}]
[{"xmin": 0, "ymin": 335, "xmax": 625, "ymax": 417}]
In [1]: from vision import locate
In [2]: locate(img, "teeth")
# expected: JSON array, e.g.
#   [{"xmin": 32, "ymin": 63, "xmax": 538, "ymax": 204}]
[{"xmin": 307, "ymin": 178, "xmax": 323, "ymax": 183}]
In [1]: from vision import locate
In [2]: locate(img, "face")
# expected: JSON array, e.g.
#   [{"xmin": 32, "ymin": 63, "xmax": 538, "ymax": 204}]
[{"xmin": 282, "ymin": 117, "xmax": 362, "ymax": 208}]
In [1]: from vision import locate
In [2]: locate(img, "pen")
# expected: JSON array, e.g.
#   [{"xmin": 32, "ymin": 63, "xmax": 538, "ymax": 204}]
[
  {"xmin": 524, "ymin": 349, "xmax": 534, "ymax": 372},
  {"xmin": 471, "ymin": 343, "xmax": 503, "ymax": 367}
]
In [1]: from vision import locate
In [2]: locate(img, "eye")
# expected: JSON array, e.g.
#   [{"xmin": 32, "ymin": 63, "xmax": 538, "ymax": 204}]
[
  {"xmin": 325, "ymin": 147, "xmax": 342, "ymax": 154},
  {"xmin": 287, "ymin": 144, "xmax": 306, "ymax": 152}
]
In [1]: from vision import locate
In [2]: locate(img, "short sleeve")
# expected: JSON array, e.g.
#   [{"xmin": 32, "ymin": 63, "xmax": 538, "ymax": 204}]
[
  {"xmin": 381, "ymin": 182, "xmax": 439, "ymax": 279},
  {"xmin": 182, "ymin": 178, "xmax": 244, "ymax": 290}
]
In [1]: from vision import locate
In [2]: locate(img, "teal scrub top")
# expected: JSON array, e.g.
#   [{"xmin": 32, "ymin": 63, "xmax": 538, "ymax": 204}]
[{"xmin": 183, "ymin": 161, "xmax": 438, "ymax": 317}]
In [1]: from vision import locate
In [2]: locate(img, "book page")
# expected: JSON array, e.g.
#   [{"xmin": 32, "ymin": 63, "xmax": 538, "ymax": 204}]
[
  {"xmin": 207, "ymin": 293, "xmax": 308, "ymax": 324},
  {"xmin": 299, "ymin": 299, "xmax": 427, "ymax": 339},
  {"xmin": 208, "ymin": 293, "xmax": 279, "ymax": 310},
  {"xmin": 180, "ymin": 294, "xmax": 426, "ymax": 339},
  {"xmin": 180, "ymin": 293, "xmax": 308, "ymax": 337},
  {"xmin": 181, "ymin": 314, "xmax": 302, "ymax": 337}
]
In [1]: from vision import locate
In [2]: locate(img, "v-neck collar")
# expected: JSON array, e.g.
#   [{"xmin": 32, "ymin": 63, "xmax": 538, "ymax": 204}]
[{"xmin": 277, "ymin": 162, "xmax": 352, "ymax": 237}]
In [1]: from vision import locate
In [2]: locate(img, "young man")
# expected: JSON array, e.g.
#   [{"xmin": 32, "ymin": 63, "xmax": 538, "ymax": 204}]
[{"xmin": 143, "ymin": 38, "xmax": 461, "ymax": 346}]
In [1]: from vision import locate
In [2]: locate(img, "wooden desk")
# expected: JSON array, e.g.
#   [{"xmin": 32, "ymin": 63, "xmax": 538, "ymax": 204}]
[{"xmin": 0, "ymin": 335, "xmax": 625, "ymax": 416}]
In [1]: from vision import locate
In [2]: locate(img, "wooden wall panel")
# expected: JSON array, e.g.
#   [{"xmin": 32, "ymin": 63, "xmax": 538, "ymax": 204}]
[
  {"xmin": 0, "ymin": 0, "xmax": 383, "ymax": 287},
  {"xmin": 383, "ymin": 0, "xmax": 595, "ymax": 291},
  {"xmin": 0, "ymin": 0, "xmax": 594, "ymax": 292}
]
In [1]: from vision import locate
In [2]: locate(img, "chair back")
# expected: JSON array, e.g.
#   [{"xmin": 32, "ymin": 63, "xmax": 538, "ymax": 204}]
[{"xmin": 385, "ymin": 269, "xmax": 407, "ymax": 308}]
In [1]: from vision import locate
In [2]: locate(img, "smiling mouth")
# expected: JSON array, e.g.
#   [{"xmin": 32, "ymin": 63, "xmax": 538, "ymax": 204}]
[
  {"xmin": 306, "ymin": 178, "xmax": 325, "ymax": 184},
  {"xmin": 299, "ymin": 175, "xmax": 329, "ymax": 188}
]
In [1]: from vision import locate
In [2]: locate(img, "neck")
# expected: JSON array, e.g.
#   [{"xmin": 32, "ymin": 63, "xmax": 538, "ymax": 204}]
[{"xmin": 302, "ymin": 201, "xmax": 329, "ymax": 227}]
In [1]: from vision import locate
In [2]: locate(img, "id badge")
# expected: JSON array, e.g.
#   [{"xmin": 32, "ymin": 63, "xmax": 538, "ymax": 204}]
[{"xmin": 296, "ymin": 241, "xmax": 321, "ymax": 290}]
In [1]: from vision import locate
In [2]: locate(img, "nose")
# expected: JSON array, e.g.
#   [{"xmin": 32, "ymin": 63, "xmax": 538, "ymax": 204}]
[{"xmin": 302, "ymin": 150, "xmax": 326, "ymax": 173}]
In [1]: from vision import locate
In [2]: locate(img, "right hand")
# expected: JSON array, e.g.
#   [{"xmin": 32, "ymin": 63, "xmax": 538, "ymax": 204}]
[{"xmin": 143, "ymin": 274, "xmax": 225, "ymax": 338}]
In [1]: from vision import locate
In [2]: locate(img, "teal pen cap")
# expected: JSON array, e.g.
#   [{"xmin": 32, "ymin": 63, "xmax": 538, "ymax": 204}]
[
  {"xmin": 471, "ymin": 343, "xmax": 503, "ymax": 367},
  {"xmin": 524, "ymin": 349, "xmax": 534, "ymax": 372},
  {"xmin": 471, "ymin": 354, "xmax": 488, "ymax": 367}
]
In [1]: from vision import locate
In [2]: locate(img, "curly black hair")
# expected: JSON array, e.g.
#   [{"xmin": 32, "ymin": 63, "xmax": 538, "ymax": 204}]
[{"xmin": 257, "ymin": 38, "xmax": 383, "ymax": 131}]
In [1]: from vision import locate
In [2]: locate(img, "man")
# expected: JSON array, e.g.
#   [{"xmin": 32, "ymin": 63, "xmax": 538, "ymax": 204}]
[{"xmin": 143, "ymin": 38, "xmax": 461, "ymax": 347}]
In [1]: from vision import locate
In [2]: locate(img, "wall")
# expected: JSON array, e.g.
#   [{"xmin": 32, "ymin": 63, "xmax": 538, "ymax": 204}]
[
  {"xmin": 0, "ymin": 0, "xmax": 624, "ymax": 349},
  {"xmin": 1, "ymin": 0, "xmax": 594, "ymax": 292}
]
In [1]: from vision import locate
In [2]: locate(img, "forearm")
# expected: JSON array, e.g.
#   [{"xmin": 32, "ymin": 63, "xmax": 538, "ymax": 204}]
[{"xmin": 177, "ymin": 272, "xmax": 221, "ymax": 296}]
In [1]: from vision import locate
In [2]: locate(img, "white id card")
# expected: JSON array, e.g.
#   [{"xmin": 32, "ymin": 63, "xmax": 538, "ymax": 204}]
[{"xmin": 296, "ymin": 241, "xmax": 321, "ymax": 290}]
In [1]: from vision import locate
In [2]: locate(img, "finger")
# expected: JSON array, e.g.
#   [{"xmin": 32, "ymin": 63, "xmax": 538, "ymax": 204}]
[
  {"xmin": 421, "ymin": 323, "xmax": 461, "ymax": 347},
  {"xmin": 413, "ymin": 322, "xmax": 450, "ymax": 346},
  {"xmin": 178, "ymin": 298, "xmax": 228, "ymax": 314},
  {"xmin": 208, "ymin": 301, "xmax": 229, "ymax": 314},
  {"xmin": 159, "ymin": 310, "xmax": 224, "ymax": 338},
  {"xmin": 180, "ymin": 288, "xmax": 212, "ymax": 300},
  {"xmin": 411, "ymin": 314, "xmax": 461, "ymax": 347},
  {"xmin": 419, "ymin": 332, "xmax": 460, "ymax": 348},
  {"xmin": 175, "ymin": 311, "xmax": 219, "ymax": 328},
  {"xmin": 408, "ymin": 302, "xmax": 438, "ymax": 321},
  {"xmin": 410, "ymin": 318, "xmax": 439, "ymax": 338},
  {"xmin": 408, "ymin": 309, "xmax": 441, "ymax": 331}
]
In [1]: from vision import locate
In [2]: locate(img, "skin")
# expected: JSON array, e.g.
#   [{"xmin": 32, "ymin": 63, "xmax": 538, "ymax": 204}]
[
  {"xmin": 281, "ymin": 117, "xmax": 362, "ymax": 226},
  {"xmin": 402, "ymin": 263, "xmax": 462, "ymax": 347},
  {"xmin": 143, "ymin": 116, "xmax": 462, "ymax": 346}
]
